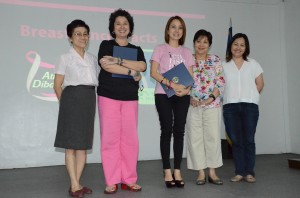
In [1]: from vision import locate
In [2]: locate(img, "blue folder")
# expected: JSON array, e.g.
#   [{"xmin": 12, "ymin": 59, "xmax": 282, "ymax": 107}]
[
  {"xmin": 112, "ymin": 46, "xmax": 137, "ymax": 79},
  {"xmin": 161, "ymin": 63, "xmax": 194, "ymax": 97}
]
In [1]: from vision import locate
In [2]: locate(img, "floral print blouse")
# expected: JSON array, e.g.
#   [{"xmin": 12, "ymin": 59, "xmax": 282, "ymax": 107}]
[{"xmin": 190, "ymin": 54, "xmax": 225, "ymax": 108}]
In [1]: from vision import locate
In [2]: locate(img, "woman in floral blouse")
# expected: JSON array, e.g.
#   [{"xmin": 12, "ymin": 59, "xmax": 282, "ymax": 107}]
[{"xmin": 186, "ymin": 29, "xmax": 225, "ymax": 185}]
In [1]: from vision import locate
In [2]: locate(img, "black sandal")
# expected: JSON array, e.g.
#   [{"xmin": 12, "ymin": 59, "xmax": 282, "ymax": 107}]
[
  {"xmin": 163, "ymin": 171, "xmax": 176, "ymax": 188},
  {"xmin": 165, "ymin": 180, "xmax": 176, "ymax": 188},
  {"xmin": 173, "ymin": 174, "xmax": 185, "ymax": 188}
]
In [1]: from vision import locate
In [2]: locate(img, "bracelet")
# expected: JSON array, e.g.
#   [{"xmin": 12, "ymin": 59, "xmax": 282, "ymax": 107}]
[
  {"xmin": 133, "ymin": 71, "xmax": 140, "ymax": 77},
  {"xmin": 160, "ymin": 77, "xmax": 165, "ymax": 84},
  {"xmin": 117, "ymin": 57, "xmax": 123, "ymax": 65},
  {"xmin": 209, "ymin": 93, "xmax": 216, "ymax": 101}
]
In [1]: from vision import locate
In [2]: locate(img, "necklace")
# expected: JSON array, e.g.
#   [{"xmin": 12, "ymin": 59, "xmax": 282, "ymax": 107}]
[
  {"xmin": 194, "ymin": 54, "xmax": 207, "ymax": 62},
  {"xmin": 194, "ymin": 54, "xmax": 208, "ymax": 74}
]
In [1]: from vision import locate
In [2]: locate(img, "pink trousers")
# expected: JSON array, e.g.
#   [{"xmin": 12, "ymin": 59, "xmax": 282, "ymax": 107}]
[{"xmin": 98, "ymin": 96, "xmax": 139, "ymax": 186}]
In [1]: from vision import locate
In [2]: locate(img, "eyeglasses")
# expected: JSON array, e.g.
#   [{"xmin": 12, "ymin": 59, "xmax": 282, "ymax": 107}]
[{"xmin": 73, "ymin": 32, "xmax": 89, "ymax": 38}]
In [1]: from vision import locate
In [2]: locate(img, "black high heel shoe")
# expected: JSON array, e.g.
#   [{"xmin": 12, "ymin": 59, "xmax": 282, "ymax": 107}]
[
  {"xmin": 173, "ymin": 174, "xmax": 185, "ymax": 188},
  {"xmin": 165, "ymin": 180, "xmax": 176, "ymax": 188},
  {"xmin": 163, "ymin": 171, "xmax": 176, "ymax": 188}
]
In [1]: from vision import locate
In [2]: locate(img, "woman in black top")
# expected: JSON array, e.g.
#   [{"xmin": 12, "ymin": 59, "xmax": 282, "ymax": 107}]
[{"xmin": 97, "ymin": 8, "xmax": 146, "ymax": 194}]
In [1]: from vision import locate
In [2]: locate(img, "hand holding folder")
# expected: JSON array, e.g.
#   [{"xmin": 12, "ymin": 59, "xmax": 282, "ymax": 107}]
[
  {"xmin": 112, "ymin": 46, "xmax": 137, "ymax": 79},
  {"xmin": 161, "ymin": 63, "xmax": 194, "ymax": 98}
]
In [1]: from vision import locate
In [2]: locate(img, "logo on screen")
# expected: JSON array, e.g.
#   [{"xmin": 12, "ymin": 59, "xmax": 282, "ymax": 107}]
[{"xmin": 26, "ymin": 51, "xmax": 57, "ymax": 101}]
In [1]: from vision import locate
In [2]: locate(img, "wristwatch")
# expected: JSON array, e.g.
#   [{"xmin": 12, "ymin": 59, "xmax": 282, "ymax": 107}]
[
  {"xmin": 128, "ymin": 69, "xmax": 131, "ymax": 75},
  {"xmin": 133, "ymin": 71, "xmax": 140, "ymax": 77},
  {"xmin": 209, "ymin": 94, "xmax": 216, "ymax": 101}
]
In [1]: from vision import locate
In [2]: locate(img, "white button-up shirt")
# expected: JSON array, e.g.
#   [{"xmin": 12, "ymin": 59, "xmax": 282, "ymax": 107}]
[{"xmin": 55, "ymin": 47, "xmax": 99, "ymax": 87}]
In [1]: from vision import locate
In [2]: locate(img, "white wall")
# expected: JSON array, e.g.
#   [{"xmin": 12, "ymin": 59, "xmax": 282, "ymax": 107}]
[
  {"xmin": 284, "ymin": 0, "xmax": 300, "ymax": 154},
  {"xmin": 0, "ymin": 0, "xmax": 298, "ymax": 169}
]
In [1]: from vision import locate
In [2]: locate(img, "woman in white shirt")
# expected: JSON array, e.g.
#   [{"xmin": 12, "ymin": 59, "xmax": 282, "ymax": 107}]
[
  {"xmin": 53, "ymin": 19, "xmax": 99, "ymax": 198},
  {"xmin": 222, "ymin": 33, "xmax": 264, "ymax": 183}
]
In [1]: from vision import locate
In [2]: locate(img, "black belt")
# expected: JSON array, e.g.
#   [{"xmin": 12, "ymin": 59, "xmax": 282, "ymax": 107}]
[{"xmin": 68, "ymin": 85, "xmax": 95, "ymax": 89}]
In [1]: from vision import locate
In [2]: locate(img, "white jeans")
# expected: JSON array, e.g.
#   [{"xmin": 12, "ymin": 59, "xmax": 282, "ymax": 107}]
[{"xmin": 186, "ymin": 106, "xmax": 223, "ymax": 170}]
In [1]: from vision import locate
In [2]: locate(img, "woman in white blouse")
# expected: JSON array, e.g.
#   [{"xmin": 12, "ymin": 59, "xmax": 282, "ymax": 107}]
[
  {"xmin": 53, "ymin": 19, "xmax": 99, "ymax": 198},
  {"xmin": 222, "ymin": 33, "xmax": 264, "ymax": 183}
]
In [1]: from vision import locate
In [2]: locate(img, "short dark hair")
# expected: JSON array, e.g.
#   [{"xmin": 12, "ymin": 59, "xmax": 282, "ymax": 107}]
[
  {"xmin": 66, "ymin": 19, "xmax": 90, "ymax": 38},
  {"xmin": 193, "ymin": 29, "xmax": 212, "ymax": 46},
  {"xmin": 226, "ymin": 33, "xmax": 250, "ymax": 62},
  {"xmin": 109, "ymin": 8, "xmax": 134, "ymax": 38},
  {"xmin": 164, "ymin": 16, "xmax": 186, "ymax": 45}
]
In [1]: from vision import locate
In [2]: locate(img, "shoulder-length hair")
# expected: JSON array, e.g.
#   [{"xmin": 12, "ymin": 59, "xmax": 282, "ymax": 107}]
[
  {"xmin": 226, "ymin": 33, "xmax": 250, "ymax": 62},
  {"xmin": 164, "ymin": 16, "xmax": 186, "ymax": 45}
]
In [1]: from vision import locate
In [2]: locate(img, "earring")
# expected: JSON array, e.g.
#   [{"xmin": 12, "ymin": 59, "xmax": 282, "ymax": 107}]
[{"xmin": 112, "ymin": 31, "xmax": 115, "ymax": 34}]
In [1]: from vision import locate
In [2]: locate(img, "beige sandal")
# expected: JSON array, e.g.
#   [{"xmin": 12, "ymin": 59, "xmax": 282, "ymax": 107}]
[
  {"xmin": 245, "ymin": 175, "xmax": 256, "ymax": 183},
  {"xmin": 104, "ymin": 184, "xmax": 118, "ymax": 194},
  {"xmin": 230, "ymin": 175, "xmax": 244, "ymax": 182}
]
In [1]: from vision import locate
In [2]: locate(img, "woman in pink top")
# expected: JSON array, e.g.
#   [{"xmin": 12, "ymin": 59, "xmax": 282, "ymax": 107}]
[{"xmin": 150, "ymin": 16, "xmax": 194, "ymax": 188}]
